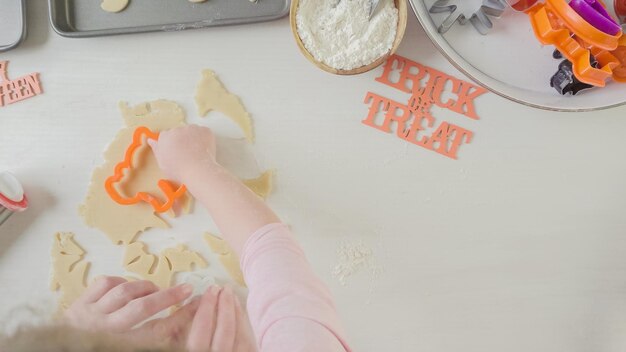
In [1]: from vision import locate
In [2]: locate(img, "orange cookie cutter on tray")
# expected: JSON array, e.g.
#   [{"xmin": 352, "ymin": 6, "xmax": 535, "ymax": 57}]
[
  {"xmin": 105, "ymin": 126, "xmax": 187, "ymax": 213},
  {"xmin": 527, "ymin": 0, "xmax": 621, "ymax": 86}
]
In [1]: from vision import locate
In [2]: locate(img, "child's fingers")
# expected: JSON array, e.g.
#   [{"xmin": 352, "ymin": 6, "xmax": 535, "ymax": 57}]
[
  {"xmin": 78, "ymin": 276, "xmax": 127, "ymax": 304},
  {"xmin": 96, "ymin": 280, "xmax": 159, "ymax": 314},
  {"xmin": 187, "ymin": 286, "xmax": 222, "ymax": 352},
  {"xmin": 106, "ymin": 284, "xmax": 194, "ymax": 332},
  {"xmin": 211, "ymin": 286, "xmax": 237, "ymax": 352},
  {"xmin": 151, "ymin": 297, "xmax": 201, "ymax": 339},
  {"xmin": 147, "ymin": 138, "xmax": 158, "ymax": 150},
  {"xmin": 129, "ymin": 297, "xmax": 201, "ymax": 346}
]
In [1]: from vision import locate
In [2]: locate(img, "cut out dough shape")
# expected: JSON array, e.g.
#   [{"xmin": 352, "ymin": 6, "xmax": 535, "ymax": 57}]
[
  {"xmin": 50, "ymin": 233, "xmax": 90, "ymax": 310},
  {"xmin": 243, "ymin": 170, "xmax": 274, "ymax": 199},
  {"xmin": 123, "ymin": 242, "xmax": 208, "ymax": 289},
  {"xmin": 204, "ymin": 233, "xmax": 245, "ymax": 286},
  {"xmin": 80, "ymin": 100, "xmax": 193, "ymax": 245},
  {"xmin": 195, "ymin": 70, "xmax": 255, "ymax": 143},
  {"xmin": 101, "ymin": 0, "xmax": 129, "ymax": 12}
]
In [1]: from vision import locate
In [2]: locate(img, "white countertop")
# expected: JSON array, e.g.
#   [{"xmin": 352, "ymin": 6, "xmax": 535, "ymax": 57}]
[{"xmin": 1, "ymin": 1, "xmax": 626, "ymax": 351}]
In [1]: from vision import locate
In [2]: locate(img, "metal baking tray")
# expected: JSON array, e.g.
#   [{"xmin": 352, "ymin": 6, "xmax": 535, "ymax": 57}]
[
  {"xmin": 0, "ymin": 0, "xmax": 27, "ymax": 52},
  {"xmin": 48, "ymin": 0, "xmax": 289, "ymax": 38}
]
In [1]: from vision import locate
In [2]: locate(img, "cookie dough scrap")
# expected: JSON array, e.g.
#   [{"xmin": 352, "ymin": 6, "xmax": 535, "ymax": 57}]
[
  {"xmin": 243, "ymin": 170, "xmax": 274, "ymax": 199},
  {"xmin": 195, "ymin": 70, "xmax": 254, "ymax": 143},
  {"xmin": 80, "ymin": 100, "xmax": 193, "ymax": 245},
  {"xmin": 101, "ymin": 0, "xmax": 129, "ymax": 13},
  {"xmin": 204, "ymin": 233, "xmax": 245, "ymax": 286},
  {"xmin": 50, "ymin": 233, "xmax": 90, "ymax": 310},
  {"xmin": 123, "ymin": 242, "xmax": 208, "ymax": 289}
]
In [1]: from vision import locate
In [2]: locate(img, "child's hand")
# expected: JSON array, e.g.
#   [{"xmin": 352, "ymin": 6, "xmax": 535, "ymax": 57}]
[
  {"xmin": 65, "ymin": 276, "xmax": 193, "ymax": 333},
  {"xmin": 127, "ymin": 295, "xmax": 201, "ymax": 347},
  {"xmin": 149, "ymin": 125, "xmax": 217, "ymax": 183},
  {"xmin": 187, "ymin": 286, "xmax": 256, "ymax": 352}
]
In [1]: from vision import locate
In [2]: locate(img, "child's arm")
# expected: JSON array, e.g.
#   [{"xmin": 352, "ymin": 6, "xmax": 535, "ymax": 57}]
[
  {"xmin": 241, "ymin": 223, "xmax": 352, "ymax": 351},
  {"xmin": 151, "ymin": 126, "xmax": 351, "ymax": 351},
  {"xmin": 148, "ymin": 126, "xmax": 278, "ymax": 255}
]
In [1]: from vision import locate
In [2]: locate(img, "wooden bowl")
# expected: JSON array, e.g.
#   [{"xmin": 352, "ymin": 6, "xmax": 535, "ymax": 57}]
[{"xmin": 290, "ymin": 0, "xmax": 408, "ymax": 75}]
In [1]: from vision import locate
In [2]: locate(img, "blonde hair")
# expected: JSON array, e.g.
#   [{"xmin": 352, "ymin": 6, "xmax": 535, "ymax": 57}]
[{"xmin": 0, "ymin": 325, "xmax": 181, "ymax": 352}]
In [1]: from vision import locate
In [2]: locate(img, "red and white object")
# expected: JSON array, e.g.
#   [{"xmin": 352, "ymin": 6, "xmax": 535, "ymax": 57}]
[{"xmin": 0, "ymin": 172, "xmax": 28, "ymax": 226}]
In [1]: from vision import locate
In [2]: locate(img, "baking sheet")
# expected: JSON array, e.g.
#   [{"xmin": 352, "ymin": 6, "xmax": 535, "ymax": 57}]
[
  {"xmin": 48, "ymin": 0, "xmax": 289, "ymax": 38},
  {"xmin": 0, "ymin": 0, "xmax": 26, "ymax": 52}
]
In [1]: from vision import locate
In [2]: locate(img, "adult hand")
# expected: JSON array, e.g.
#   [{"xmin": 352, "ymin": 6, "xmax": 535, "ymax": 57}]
[
  {"xmin": 65, "ymin": 276, "xmax": 193, "ymax": 342},
  {"xmin": 187, "ymin": 286, "xmax": 257, "ymax": 352}
]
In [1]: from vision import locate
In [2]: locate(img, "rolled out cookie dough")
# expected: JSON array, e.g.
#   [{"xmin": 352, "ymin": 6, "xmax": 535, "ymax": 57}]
[
  {"xmin": 123, "ymin": 242, "xmax": 208, "ymax": 289},
  {"xmin": 80, "ymin": 100, "xmax": 193, "ymax": 245},
  {"xmin": 195, "ymin": 70, "xmax": 254, "ymax": 142},
  {"xmin": 50, "ymin": 233, "xmax": 90, "ymax": 310},
  {"xmin": 204, "ymin": 233, "xmax": 245, "ymax": 286},
  {"xmin": 243, "ymin": 170, "xmax": 274, "ymax": 199},
  {"xmin": 101, "ymin": 0, "xmax": 129, "ymax": 12}
]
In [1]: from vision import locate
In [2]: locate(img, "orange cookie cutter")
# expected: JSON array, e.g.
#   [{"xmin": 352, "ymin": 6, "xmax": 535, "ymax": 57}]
[
  {"xmin": 610, "ymin": 35, "xmax": 626, "ymax": 82},
  {"xmin": 527, "ymin": 0, "xmax": 621, "ymax": 86},
  {"xmin": 615, "ymin": 0, "xmax": 626, "ymax": 23},
  {"xmin": 105, "ymin": 126, "xmax": 187, "ymax": 213}
]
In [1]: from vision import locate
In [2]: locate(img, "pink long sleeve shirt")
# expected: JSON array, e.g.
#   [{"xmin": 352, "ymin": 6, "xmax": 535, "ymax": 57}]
[{"xmin": 241, "ymin": 223, "xmax": 352, "ymax": 352}]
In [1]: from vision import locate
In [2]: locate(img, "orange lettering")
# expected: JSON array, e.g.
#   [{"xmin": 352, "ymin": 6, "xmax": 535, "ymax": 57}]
[{"xmin": 423, "ymin": 122, "xmax": 473, "ymax": 159}]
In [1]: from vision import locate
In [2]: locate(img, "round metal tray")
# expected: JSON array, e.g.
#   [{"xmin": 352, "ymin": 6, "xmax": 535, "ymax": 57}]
[{"xmin": 409, "ymin": 0, "xmax": 626, "ymax": 112}]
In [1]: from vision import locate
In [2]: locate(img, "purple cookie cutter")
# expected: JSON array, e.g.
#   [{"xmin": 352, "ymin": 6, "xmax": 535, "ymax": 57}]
[{"xmin": 569, "ymin": 0, "xmax": 621, "ymax": 35}]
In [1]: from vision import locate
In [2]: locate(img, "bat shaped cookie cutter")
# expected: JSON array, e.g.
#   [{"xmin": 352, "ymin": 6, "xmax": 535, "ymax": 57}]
[
  {"xmin": 0, "ymin": 172, "xmax": 28, "ymax": 227},
  {"xmin": 105, "ymin": 126, "xmax": 187, "ymax": 213},
  {"xmin": 429, "ymin": 0, "xmax": 507, "ymax": 35}
]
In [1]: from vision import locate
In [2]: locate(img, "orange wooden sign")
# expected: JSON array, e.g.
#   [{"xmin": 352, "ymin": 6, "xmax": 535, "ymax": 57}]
[
  {"xmin": 0, "ymin": 61, "xmax": 43, "ymax": 107},
  {"xmin": 362, "ymin": 54, "xmax": 486, "ymax": 160}
]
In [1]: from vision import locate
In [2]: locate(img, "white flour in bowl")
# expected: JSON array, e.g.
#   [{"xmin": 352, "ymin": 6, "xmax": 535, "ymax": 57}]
[{"xmin": 296, "ymin": 0, "xmax": 399, "ymax": 70}]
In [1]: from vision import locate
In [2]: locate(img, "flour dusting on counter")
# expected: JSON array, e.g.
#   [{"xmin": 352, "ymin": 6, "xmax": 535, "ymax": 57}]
[
  {"xmin": 296, "ymin": 0, "xmax": 399, "ymax": 70},
  {"xmin": 333, "ymin": 240, "xmax": 381, "ymax": 286}
]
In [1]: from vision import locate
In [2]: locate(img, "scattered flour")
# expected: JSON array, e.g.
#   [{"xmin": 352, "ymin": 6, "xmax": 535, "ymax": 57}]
[
  {"xmin": 296, "ymin": 0, "xmax": 399, "ymax": 70},
  {"xmin": 0, "ymin": 298, "xmax": 56, "ymax": 335},
  {"xmin": 332, "ymin": 240, "xmax": 381, "ymax": 285}
]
